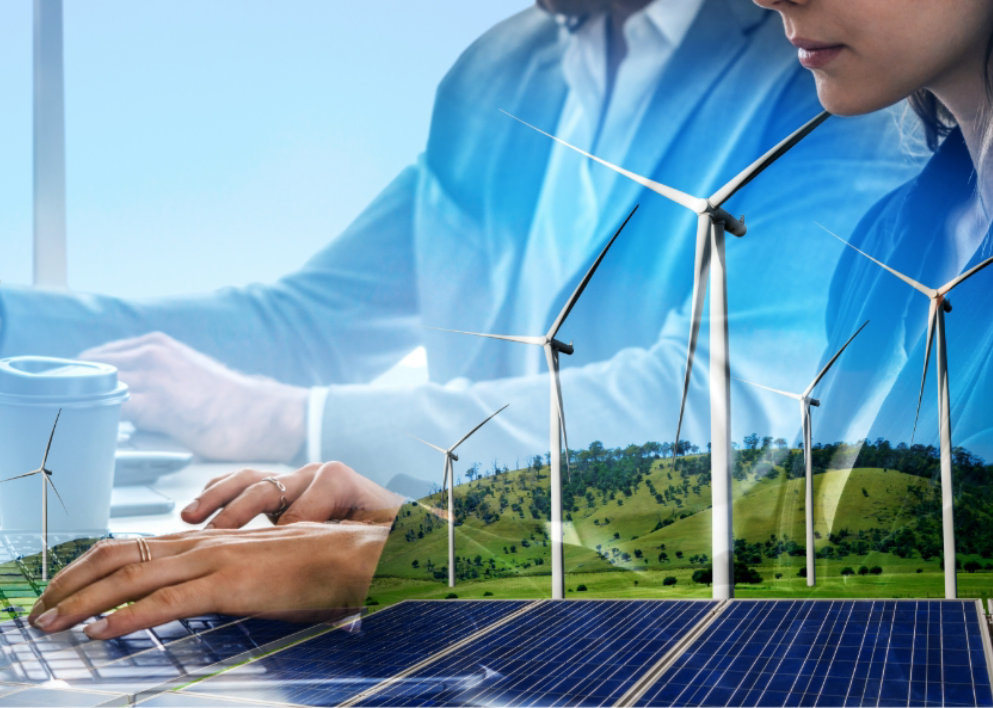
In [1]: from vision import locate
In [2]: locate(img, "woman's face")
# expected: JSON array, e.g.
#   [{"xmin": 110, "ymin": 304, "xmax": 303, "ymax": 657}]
[{"xmin": 752, "ymin": 0, "xmax": 993, "ymax": 117}]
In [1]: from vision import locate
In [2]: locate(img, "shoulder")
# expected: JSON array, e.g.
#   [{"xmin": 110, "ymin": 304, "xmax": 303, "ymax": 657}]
[{"xmin": 434, "ymin": 8, "xmax": 561, "ymax": 111}]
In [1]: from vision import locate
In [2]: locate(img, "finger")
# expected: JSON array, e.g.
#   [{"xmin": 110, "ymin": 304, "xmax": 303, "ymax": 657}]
[
  {"xmin": 207, "ymin": 476, "xmax": 302, "ymax": 529},
  {"xmin": 34, "ymin": 553, "xmax": 209, "ymax": 635},
  {"xmin": 201, "ymin": 464, "xmax": 320, "ymax": 527},
  {"xmin": 85, "ymin": 575, "xmax": 218, "ymax": 640},
  {"xmin": 31, "ymin": 536, "xmax": 192, "ymax": 622},
  {"xmin": 80, "ymin": 344, "xmax": 166, "ymax": 373},
  {"xmin": 79, "ymin": 332, "xmax": 177, "ymax": 359},
  {"xmin": 30, "ymin": 538, "xmax": 137, "ymax": 622},
  {"xmin": 181, "ymin": 468, "xmax": 271, "ymax": 524},
  {"xmin": 276, "ymin": 463, "xmax": 351, "ymax": 525}
]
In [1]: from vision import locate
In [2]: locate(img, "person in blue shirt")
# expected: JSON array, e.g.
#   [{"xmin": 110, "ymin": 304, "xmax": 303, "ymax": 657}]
[
  {"xmin": 1, "ymin": 1, "xmax": 914, "ymax": 497},
  {"xmin": 25, "ymin": 0, "xmax": 925, "ymax": 640},
  {"xmin": 753, "ymin": 0, "xmax": 993, "ymax": 462}
]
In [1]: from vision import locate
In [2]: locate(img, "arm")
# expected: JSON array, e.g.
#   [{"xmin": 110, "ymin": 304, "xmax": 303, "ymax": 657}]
[{"xmin": 0, "ymin": 166, "xmax": 423, "ymax": 388}]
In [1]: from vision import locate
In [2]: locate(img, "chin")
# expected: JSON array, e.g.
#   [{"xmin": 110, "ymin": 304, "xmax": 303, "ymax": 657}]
[{"xmin": 812, "ymin": 78, "xmax": 894, "ymax": 117}]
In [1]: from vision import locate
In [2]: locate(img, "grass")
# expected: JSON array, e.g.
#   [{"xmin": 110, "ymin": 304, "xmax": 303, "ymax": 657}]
[{"xmin": 370, "ymin": 459, "xmax": 992, "ymax": 611}]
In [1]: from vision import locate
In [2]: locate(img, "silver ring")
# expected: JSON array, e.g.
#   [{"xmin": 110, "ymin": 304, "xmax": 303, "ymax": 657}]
[
  {"xmin": 136, "ymin": 537, "xmax": 151, "ymax": 563},
  {"xmin": 262, "ymin": 476, "xmax": 289, "ymax": 523}
]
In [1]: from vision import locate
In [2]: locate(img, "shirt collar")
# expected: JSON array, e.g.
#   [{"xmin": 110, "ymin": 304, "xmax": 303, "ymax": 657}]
[{"xmin": 638, "ymin": 0, "xmax": 705, "ymax": 50}]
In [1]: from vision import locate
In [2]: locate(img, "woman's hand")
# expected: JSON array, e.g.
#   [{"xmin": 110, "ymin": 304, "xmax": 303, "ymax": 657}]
[
  {"xmin": 181, "ymin": 461, "xmax": 403, "ymax": 529},
  {"xmin": 28, "ymin": 522, "xmax": 391, "ymax": 640}
]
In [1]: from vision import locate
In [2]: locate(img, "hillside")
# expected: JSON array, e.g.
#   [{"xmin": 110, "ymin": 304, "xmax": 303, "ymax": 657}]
[{"xmin": 374, "ymin": 439, "xmax": 966, "ymax": 586}]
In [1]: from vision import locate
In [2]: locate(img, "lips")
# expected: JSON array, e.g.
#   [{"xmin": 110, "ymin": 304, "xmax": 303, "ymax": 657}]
[{"xmin": 790, "ymin": 37, "xmax": 844, "ymax": 70}]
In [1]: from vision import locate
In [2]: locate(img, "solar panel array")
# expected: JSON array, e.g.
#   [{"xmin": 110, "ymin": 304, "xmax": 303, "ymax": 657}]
[
  {"xmin": 353, "ymin": 599, "xmax": 716, "ymax": 707},
  {"xmin": 0, "ymin": 598, "xmax": 990, "ymax": 707},
  {"xmin": 174, "ymin": 599, "xmax": 531, "ymax": 706},
  {"xmin": 637, "ymin": 600, "xmax": 993, "ymax": 707}
]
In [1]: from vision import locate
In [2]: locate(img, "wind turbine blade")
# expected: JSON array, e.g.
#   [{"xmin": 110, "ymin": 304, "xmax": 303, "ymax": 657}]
[
  {"xmin": 500, "ymin": 109, "xmax": 707, "ymax": 213},
  {"xmin": 939, "ymin": 254, "xmax": 993, "ymax": 295},
  {"xmin": 430, "ymin": 327, "xmax": 545, "ymax": 347},
  {"xmin": 546, "ymin": 347, "xmax": 570, "ymax": 480},
  {"xmin": 803, "ymin": 319, "xmax": 869, "ymax": 397},
  {"xmin": 547, "ymin": 205, "xmax": 638, "ymax": 338},
  {"xmin": 711, "ymin": 112, "xmax": 829, "ymax": 207},
  {"xmin": 407, "ymin": 433, "xmax": 447, "ymax": 456},
  {"xmin": 40, "ymin": 408, "xmax": 62, "ymax": 470},
  {"xmin": 911, "ymin": 302, "xmax": 938, "ymax": 444},
  {"xmin": 816, "ymin": 223, "xmax": 934, "ymax": 297},
  {"xmin": 46, "ymin": 476, "xmax": 68, "ymax": 515},
  {"xmin": 450, "ymin": 404, "xmax": 510, "ymax": 452},
  {"xmin": 674, "ymin": 216, "xmax": 712, "ymax": 453},
  {"xmin": 0, "ymin": 470, "xmax": 42, "ymax": 484},
  {"xmin": 734, "ymin": 377, "xmax": 801, "ymax": 401}
]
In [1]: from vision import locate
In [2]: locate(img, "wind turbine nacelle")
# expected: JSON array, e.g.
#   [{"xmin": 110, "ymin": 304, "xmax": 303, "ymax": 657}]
[
  {"xmin": 711, "ymin": 207, "xmax": 746, "ymax": 237},
  {"xmin": 809, "ymin": 398, "xmax": 821, "ymax": 407},
  {"xmin": 449, "ymin": 452, "xmax": 459, "ymax": 462},
  {"xmin": 942, "ymin": 298, "xmax": 952, "ymax": 313},
  {"xmin": 551, "ymin": 338, "xmax": 575, "ymax": 356}
]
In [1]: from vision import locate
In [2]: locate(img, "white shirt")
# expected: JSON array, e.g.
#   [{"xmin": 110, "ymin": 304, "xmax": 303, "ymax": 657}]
[
  {"xmin": 309, "ymin": 0, "xmax": 706, "ymax": 462},
  {"xmin": 518, "ymin": 0, "xmax": 705, "ymax": 366}
]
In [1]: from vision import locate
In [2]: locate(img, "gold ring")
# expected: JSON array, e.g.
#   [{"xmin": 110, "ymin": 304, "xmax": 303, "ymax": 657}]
[
  {"xmin": 262, "ymin": 476, "xmax": 289, "ymax": 524},
  {"xmin": 136, "ymin": 537, "xmax": 151, "ymax": 563}
]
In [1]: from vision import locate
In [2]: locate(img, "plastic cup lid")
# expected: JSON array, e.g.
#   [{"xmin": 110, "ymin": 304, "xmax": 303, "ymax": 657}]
[{"xmin": 0, "ymin": 356, "xmax": 129, "ymax": 405}]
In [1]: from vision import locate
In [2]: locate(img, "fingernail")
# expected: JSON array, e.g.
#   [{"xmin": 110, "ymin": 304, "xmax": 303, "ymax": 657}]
[
  {"xmin": 183, "ymin": 499, "xmax": 200, "ymax": 514},
  {"xmin": 34, "ymin": 607, "xmax": 58, "ymax": 630},
  {"xmin": 84, "ymin": 618, "xmax": 108, "ymax": 639},
  {"xmin": 29, "ymin": 599, "xmax": 45, "ymax": 618},
  {"xmin": 205, "ymin": 522, "xmax": 215, "ymax": 530}
]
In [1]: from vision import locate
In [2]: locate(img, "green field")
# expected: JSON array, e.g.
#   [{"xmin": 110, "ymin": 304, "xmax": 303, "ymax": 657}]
[{"xmin": 371, "ymin": 451, "xmax": 993, "ymax": 609}]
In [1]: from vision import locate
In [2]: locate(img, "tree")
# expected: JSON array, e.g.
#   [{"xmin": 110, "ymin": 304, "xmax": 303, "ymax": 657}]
[
  {"xmin": 964, "ymin": 560, "xmax": 981, "ymax": 573},
  {"xmin": 733, "ymin": 561, "xmax": 763, "ymax": 584},
  {"xmin": 869, "ymin": 566, "xmax": 883, "ymax": 575},
  {"xmin": 858, "ymin": 565, "xmax": 869, "ymax": 575},
  {"xmin": 692, "ymin": 567, "xmax": 713, "ymax": 586},
  {"xmin": 663, "ymin": 576, "xmax": 677, "ymax": 586},
  {"xmin": 840, "ymin": 567, "xmax": 854, "ymax": 576}
]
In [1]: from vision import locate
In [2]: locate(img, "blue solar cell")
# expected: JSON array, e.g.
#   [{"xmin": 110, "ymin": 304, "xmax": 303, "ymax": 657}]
[
  {"xmin": 175, "ymin": 600, "xmax": 530, "ymax": 706},
  {"xmin": 637, "ymin": 600, "xmax": 993, "ymax": 708},
  {"xmin": 352, "ymin": 599, "xmax": 716, "ymax": 707}
]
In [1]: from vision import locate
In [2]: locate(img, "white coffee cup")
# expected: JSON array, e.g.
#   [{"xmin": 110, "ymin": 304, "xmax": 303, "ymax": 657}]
[{"xmin": 0, "ymin": 356, "xmax": 128, "ymax": 536}]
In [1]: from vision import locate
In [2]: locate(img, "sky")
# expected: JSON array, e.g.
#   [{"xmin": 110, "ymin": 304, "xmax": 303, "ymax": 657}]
[{"xmin": 0, "ymin": 1, "xmax": 530, "ymax": 298}]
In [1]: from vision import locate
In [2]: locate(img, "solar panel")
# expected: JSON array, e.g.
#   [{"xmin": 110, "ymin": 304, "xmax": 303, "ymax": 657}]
[
  {"xmin": 350, "ymin": 599, "xmax": 717, "ymax": 707},
  {"xmin": 635, "ymin": 599, "xmax": 993, "ymax": 707},
  {"xmin": 173, "ymin": 599, "xmax": 532, "ymax": 706}
]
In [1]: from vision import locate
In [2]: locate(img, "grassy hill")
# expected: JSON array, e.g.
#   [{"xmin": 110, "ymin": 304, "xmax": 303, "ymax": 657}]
[{"xmin": 373, "ymin": 447, "xmax": 965, "ymax": 596}]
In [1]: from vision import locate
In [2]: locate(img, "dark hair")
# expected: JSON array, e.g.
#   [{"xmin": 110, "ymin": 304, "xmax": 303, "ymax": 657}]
[{"xmin": 908, "ymin": 33, "xmax": 993, "ymax": 151}]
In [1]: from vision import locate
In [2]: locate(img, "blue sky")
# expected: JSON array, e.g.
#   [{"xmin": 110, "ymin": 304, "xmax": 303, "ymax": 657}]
[{"xmin": 0, "ymin": 1, "xmax": 530, "ymax": 297}]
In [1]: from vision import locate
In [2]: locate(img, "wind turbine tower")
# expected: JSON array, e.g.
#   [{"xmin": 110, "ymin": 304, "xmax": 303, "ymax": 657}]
[
  {"xmin": 505, "ymin": 109, "xmax": 829, "ymax": 599},
  {"xmin": 412, "ymin": 404, "xmax": 508, "ymax": 588},
  {"xmin": 822, "ymin": 225, "xmax": 993, "ymax": 599},
  {"xmin": 0, "ymin": 409, "xmax": 67, "ymax": 581},
  {"xmin": 438, "ymin": 206, "xmax": 637, "ymax": 598},
  {"xmin": 739, "ymin": 320, "xmax": 867, "ymax": 586}
]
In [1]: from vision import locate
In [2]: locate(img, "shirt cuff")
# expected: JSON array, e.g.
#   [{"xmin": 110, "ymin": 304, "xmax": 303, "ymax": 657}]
[{"xmin": 306, "ymin": 386, "xmax": 329, "ymax": 464}]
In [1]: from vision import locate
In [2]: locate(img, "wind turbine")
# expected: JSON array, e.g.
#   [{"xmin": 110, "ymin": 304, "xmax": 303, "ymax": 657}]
[
  {"xmin": 0, "ymin": 409, "xmax": 67, "ymax": 582},
  {"xmin": 503, "ymin": 109, "xmax": 830, "ymax": 599},
  {"xmin": 412, "ymin": 404, "xmax": 508, "ymax": 588},
  {"xmin": 738, "ymin": 320, "xmax": 868, "ymax": 587},
  {"xmin": 437, "ymin": 205, "xmax": 638, "ymax": 599},
  {"xmin": 820, "ymin": 224, "xmax": 993, "ymax": 599}
]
